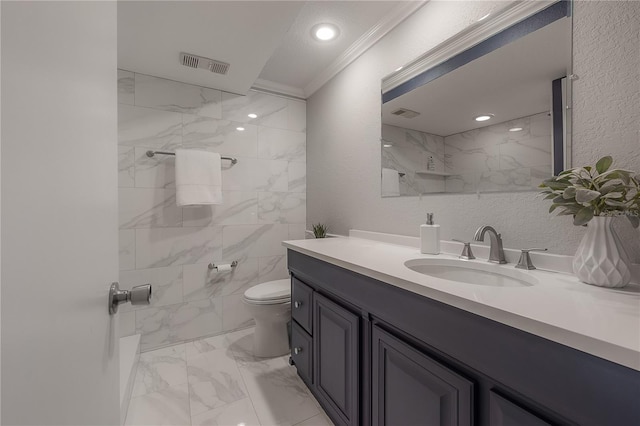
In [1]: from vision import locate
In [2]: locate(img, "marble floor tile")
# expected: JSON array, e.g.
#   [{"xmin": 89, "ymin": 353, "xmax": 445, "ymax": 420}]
[
  {"xmin": 191, "ymin": 397, "xmax": 260, "ymax": 426},
  {"xmin": 132, "ymin": 344, "xmax": 188, "ymax": 397},
  {"xmin": 187, "ymin": 348, "xmax": 248, "ymax": 416},
  {"xmin": 125, "ymin": 384, "xmax": 190, "ymax": 426},
  {"xmin": 294, "ymin": 412, "xmax": 335, "ymax": 426},
  {"xmin": 236, "ymin": 354, "xmax": 320, "ymax": 425},
  {"xmin": 185, "ymin": 327, "xmax": 254, "ymax": 360}
]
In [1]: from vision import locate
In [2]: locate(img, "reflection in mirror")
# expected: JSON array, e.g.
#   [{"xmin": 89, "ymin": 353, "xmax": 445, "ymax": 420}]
[{"xmin": 381, "ymin": 1, "xmax": 572, "ymax": 197}]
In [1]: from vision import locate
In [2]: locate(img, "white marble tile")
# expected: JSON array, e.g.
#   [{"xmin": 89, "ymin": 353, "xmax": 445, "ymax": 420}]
[
  {"xmin": 187, "ymin": 348, "xmax": 248, "ymax": 416},
  {"xmin": 255, "ymin": 159, "xmax": 289, "ymax": 192},
  {"xmin": 183, "ymin": 258, "xmax": 259, "ymax": 302},
  {"xmin": 222, "ymin": 294, "xmax": 254, "ymax": 332},
  {"xmin": 118, "ymin": 69, "xmax": 135, "ymax": 106},
  {"xmin": 223, "ymin": 224, "xmax": 289, "ymax": 260},
  {"xmin": 222, "ymin": 91, "xmax": 288, "ymax": 129},
  {"xmin": 258, "ymin": 127, "xmax": 306, "ymax": 162},
  {"xmin": 119, "ymin": 188, "xmax": 182, "ymax": 229},
  {"xmin": 185, "ymin": 327, "xmax": 254, "ymax": 360},
  {"xmin": 258, "ymin": 192, "xmax": 306, "ymax": 224},
  {"xmin": 120, "ymin": 229, "xmax": 136, "ymax": 271},
  {"xmin": 135, "ymin": 226, "xmax": 223, "ymax": 269},
  {"xmin": 119, "ymin": 146, "xmax": 136, "ymax": 188},
  {"xmin": 236, "ymin": 355, "xmax": 320, "ymax": 426},
  {"xmin": 288, "ymin": 161, "xmax": 307, "ymax": 193},
  {"xmin": 182, "ymin": 191, "xmax": 258, "ymax": 227},
  {"xmin": 382, "ymin": 124, "xmax": 446, "ymax": 173},
  {"xmin": 118, "ymin": 104, "xmax": 182, "ymax": 150},
  {"xmin": 136, "ymin": 298, "xmax": 224, "ymax": 351},
  {"xmin": 191, "ymin": 397, "xmax": 260, "ymax": 426},
  {"xmin": 125, "ymin": 384, "xmax": 190, "ymax": 426},
  {"xmin": 132, "ymin": 344, "xmax": 187, "ymax": 397},
  {"xmin": 119, "ymin": 266, "xmax": 183, "ymax": 311},
  {"xmin": 477, "ymin": 167, "xmax": 532, "ymax": 192},
  {"xmin": 135, "ymin": 74, "xmax": 222, "ymax": 118},
  {"xmin": 182, "ymin": 115, "xmax": 258, "ymax": 158},
  {"xmin": 288, "ymin": 99, "xmax": 307, "ymax": 133},
  {"xmin": 134, "ymin": 147, "xmax": 176, "ymax": 189},
  {"xmin": 531, "ymin": 165, "xmax": 552, "ymax": 189},
  {"xmin": 120, "ymin": 311, "xmax": 136, "ymax": 337},
  {"xmin": 258, "ymin": 255, "xmax": 289, "ymax": 283},
  {"xmin": 294, "ymin": 412, "xmax": 335, "ymax": 426}
]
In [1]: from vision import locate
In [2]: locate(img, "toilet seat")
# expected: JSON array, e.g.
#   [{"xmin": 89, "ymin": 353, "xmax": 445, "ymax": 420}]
[{"xmin": 244, "ymin": 279, "xmax": 291, "ymax": 305}]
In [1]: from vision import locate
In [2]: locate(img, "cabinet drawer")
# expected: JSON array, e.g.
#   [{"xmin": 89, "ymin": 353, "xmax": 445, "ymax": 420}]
[
  {"xmin": 292, "ymin": 277, "xmax": 313, "ymax": 334},
  {"xmin": 291, "ymin": 322, "xmax": 313, "ymax": 385}
]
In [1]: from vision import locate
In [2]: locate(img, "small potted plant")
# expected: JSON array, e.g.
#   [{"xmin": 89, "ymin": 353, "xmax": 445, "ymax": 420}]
[
  {"xmin": 539, "ymin": 156, "xmax": 639, "ymax": 288},
  {"xmin": 312, "ymin": 223, "xmax": 328, "ymax": 238}
]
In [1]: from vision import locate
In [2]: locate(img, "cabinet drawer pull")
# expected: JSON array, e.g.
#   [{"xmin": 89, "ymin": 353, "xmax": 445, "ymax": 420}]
[
  {"xmin": 294, "ymin": 347, "xmax": 303, "ymax": 355},
  {"xmin": 294, "ymin": 301, "xmax": 302, "ymax": 308}
]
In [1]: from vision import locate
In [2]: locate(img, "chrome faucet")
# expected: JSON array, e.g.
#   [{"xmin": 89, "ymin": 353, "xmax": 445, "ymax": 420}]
[{"xmin": 473, "ymin": 226, "xmax": 507, "ymax": 264}]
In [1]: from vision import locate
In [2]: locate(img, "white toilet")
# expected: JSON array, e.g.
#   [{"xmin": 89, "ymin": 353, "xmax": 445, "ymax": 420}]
[{"xmin": 243, "ymin": 279, "xmax": 291, "ymax": 358}]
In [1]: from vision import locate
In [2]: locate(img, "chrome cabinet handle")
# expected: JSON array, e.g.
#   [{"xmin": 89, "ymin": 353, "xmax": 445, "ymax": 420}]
[
  {"xmin": 294, "ymin": 347, "xmax": 303, "ymax": 355},
  {"xmin": 109, "ymin": 282, "xmax": 152, "ymax": 315},
  {"xmin": 294, "ymin": 301, "xmax": 302, "ymax": 308}
]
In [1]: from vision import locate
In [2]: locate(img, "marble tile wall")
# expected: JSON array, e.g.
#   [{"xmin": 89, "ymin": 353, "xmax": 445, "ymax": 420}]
[
  {"xmin": 444, "ymin": 112, "xmax": 552, "ymax": 193},
  {"xmin": 117, "ymin": 70, "xmax": 306, "ymax": 351},
  {"xmin": 381, "ymin": 124, "xmax": 446, "ymax": 195}
]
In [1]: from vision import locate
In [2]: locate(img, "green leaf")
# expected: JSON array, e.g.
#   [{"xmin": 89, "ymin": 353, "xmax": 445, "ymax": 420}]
[
  {"xmin": 602, "ymin": 192, "xmax": 623, "ymax": 199},
  {"xmin": 549, "ymin": 204, "xmax": 560, "ymax": 213},
  {"xmin": 543, "ymin": 180, "xmax": 569, "ymax": 191},
  {"xmin": 604, "ymin": 199, "xmax": 627, "ymax": 207},
  {"xmin": 596, "ymin": 156, "xmax": 613, "ymax": 174},
  {"xmin": 575, "ymin": 188, "xmax": 601, "ymax": 203},
  {"xmin": 544, "ymin": 193, "xmax": 557, "ymax": 200},
  {"xmin": 628, "ymin": 215, "xmax": 640, "ymax": 229},
  {"xmin": 573, "ymin": 207, "xmax": 594, "ymax": 226},
  {"xmin": 562, "ymin": 187, "xmax": 576, "ymax": 199}
]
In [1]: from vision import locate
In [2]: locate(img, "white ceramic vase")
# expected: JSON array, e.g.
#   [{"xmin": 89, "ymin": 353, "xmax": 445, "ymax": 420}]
[{"xmin": 573, "ymin": 216, "xmax": 631, "ymax": 288}]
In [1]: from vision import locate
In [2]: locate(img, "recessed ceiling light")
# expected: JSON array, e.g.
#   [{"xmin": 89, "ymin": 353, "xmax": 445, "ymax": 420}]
[
  {"xmin": 236, "ymin": 127, "xmax": 245, "ymax": 131},
  {"xmin": 312, "ymin": 23, "xmax": 339, "ymax": 42},
  {"xmin": 474, "ymin": 114, "xmax": 494, "ymax": 122},
  {"xmin": 395, "ymin": 66, "xmax": 403, "ymax": 72},
  {"xmin": 383, "ymin": 144, "xmax": 393, "ymax": 148},
  {"xmin": 247, "ymin": 113, "xmax": 257, "ymax": 119},
  {"xmin": 478, "ymin": 13, "xmax": 491, "ymax": 22},
  {"xmin": 509, "ymin": 127, "xmax": 523, "ymax": 132}
]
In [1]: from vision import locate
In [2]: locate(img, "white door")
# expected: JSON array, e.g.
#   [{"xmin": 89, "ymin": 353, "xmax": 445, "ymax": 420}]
[{"xmin": 1, "ymin": 2, "xmax": 120, "ymax": 424}]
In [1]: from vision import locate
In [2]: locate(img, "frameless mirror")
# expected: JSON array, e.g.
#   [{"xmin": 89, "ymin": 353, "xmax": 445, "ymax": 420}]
[{"xmin": 381, "ymin": 1, "xmax": 572, "ymax": 197}]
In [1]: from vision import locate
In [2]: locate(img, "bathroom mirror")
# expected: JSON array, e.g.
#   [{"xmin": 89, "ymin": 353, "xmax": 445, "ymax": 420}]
[{"xmin": 380, "ymin": 1, "xmax": 572, "ymax": 197}]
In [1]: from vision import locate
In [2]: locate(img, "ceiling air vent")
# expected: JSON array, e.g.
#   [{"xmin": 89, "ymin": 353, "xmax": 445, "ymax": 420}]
[
  {"xmin": 180, "ymin": 52, "xmax": 230, "ymax": 75},
  {"xmin": 391, "ymin": 108, "xmax": 420, "ymax": 119}
]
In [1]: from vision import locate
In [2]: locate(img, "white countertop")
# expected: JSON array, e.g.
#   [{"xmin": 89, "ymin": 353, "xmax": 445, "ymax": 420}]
[{"xmin": 283, "ymin": 235, "xmax": 640, "ymax": 371}]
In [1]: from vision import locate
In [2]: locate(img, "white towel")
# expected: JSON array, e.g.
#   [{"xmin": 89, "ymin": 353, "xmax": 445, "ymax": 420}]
[
  {"xmin": 382, "ymin": 168, "xmax": 400, "ymax": 197},
  {"xmin": 175, "ymin": 149, "xmax": 223, "ymax": 206}
]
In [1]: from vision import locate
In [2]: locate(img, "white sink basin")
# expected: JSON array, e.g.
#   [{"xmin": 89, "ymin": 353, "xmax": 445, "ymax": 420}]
[{"xmin": 404, "ymin": 258, "xmax": 537, "ymax": 287}]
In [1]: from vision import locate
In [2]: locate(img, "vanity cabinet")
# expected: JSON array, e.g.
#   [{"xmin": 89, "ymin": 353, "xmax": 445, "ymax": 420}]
[
  {"xmin": 372, "ymin": 324, "xmax": 473, "ymax": 426},
  {"xmin": 290, "ymin": 278, "xmax": 360, "ymax": 426},
  {"xmin": 288, "ymin": 249, "xmax": 640, "ymax": 426}
]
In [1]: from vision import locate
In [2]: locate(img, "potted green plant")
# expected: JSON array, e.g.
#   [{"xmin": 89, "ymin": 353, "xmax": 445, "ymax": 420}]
[
  {"xmin": 312, "ymin": 223, "xmax": 328, "ymax": 238},
  {"xmin": 539, "ymin": 156, "xmax": 639, "ymax": 288}
]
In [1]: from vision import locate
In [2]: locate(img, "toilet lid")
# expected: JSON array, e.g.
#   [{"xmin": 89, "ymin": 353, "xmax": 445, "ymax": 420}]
[{"xmin": 244, "ymin": 279, "xmax": 291, "ymax": 303}]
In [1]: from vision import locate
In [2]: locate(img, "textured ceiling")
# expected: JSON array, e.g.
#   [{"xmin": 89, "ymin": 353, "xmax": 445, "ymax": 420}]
[{"xmin": 258, "ymin": 1, "xmax": 402, "ymax": 92}]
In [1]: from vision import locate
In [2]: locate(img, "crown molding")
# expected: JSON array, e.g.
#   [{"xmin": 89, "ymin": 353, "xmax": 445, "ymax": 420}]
[
  {"xmin": 304, "ymin": 0, "xmax": 427, "ymax": 98},
  {"xmin": 251, "ymin": 78, "xmax": 306, "ymax": 100},
  {"xmin": 382, "ymin": 0, "xmax": 557, "ymax": 94}
]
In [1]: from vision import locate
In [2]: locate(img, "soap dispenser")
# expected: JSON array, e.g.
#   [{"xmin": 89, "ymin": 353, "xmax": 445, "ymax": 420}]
[{"xmin": 420, "ymin": 213, "xmax": 440, "ymax": 254}]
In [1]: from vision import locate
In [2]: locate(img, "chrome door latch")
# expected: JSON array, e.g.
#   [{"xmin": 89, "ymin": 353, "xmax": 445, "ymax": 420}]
[{"xmin": 109, "ymin": 282, "xmax": 152, "ymax": 315}]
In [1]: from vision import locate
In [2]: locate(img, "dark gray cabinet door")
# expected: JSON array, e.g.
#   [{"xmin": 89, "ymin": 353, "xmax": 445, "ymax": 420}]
[
  {"xmin": 489, "ymin": 391, "xmax": 552, "ymax": 426},
  {"xmin": 313, "ymin": 293, "xmax": 359, "ymax": 426},
  {"xmin": 372, "ymin": 325, "xmax": 474, "ymax": 426}
]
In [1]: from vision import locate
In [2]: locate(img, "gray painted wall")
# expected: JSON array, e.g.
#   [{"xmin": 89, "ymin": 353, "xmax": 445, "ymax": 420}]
[{"xmin": 307, "ymin": 0, "xmax": 640, "ymax": 260}]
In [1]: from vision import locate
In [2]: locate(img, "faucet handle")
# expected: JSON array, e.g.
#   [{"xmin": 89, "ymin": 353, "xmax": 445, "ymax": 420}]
[
  {"xmin": 515, "ymin": 248, "xmax": 548, "ymax": 270},
  {"xmin": 452, "ymin": 239, "xmax": 475, "ymax": 260}
]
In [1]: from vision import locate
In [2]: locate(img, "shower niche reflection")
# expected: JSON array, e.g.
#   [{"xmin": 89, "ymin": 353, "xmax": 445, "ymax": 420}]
[{"xmin": 381, "ymin": 1, "xmax": 572, "ymax": 197}]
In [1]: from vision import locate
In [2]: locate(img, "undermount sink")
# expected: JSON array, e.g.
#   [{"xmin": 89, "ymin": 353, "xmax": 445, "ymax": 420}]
[{"xmin": 404, "ymin": 258, "xmax": 537, "ymax": 287}]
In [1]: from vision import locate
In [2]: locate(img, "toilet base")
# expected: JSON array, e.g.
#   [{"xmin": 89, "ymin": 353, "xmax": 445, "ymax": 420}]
[{"xmin": 253, "ymin": 318, "xmax": 290, "ymax": 358}]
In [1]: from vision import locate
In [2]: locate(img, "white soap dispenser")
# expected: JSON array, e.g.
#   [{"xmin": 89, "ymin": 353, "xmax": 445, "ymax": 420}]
[{"xmin": 420, "ymin": 213, "xmax": 440, "ymax": 255}]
